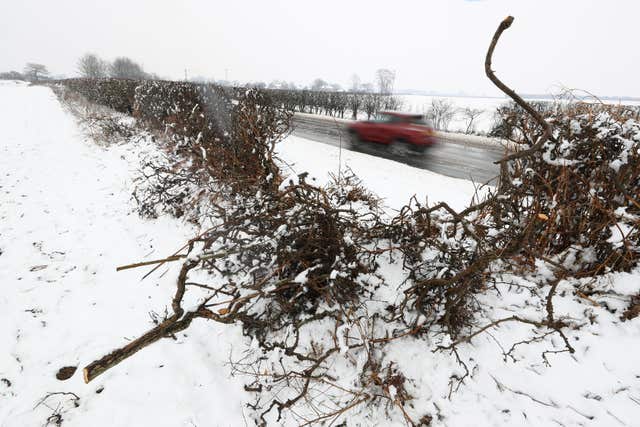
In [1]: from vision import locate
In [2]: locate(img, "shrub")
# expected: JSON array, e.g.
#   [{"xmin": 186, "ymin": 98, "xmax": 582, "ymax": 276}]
[{"xmin": 61, "ymin": 78, "xmax": 139, "ymax": 113}]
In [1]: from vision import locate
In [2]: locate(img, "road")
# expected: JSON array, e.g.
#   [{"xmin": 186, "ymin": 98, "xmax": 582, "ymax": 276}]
[{"xmin": 291, "ymin": 114, "xmax": 506, "ymax": 184}]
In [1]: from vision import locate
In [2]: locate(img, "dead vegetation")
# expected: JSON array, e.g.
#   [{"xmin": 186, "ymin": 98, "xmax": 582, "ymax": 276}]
[
  {"xmin": 53, "ymin": 85, "xmax": 136, "ymax": 145},
  {"xmin": 53, "ymin": 16, "xmax": 640, "ymax": 426}
]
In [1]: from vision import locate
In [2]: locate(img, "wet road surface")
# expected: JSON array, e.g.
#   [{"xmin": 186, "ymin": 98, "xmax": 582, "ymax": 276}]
[{"xmin": 291, "ymin": 114, "xmax": 507, "ymax": 184}]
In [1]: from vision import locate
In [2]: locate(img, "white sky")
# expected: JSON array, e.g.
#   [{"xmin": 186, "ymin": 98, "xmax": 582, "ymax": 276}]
[{"xmin": 2, "ymin": 0, "xmax": 638, "ymax": 96}]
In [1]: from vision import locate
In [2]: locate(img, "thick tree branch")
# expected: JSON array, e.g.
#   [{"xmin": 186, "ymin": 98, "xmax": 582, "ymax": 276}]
[{"xmin": 485, "ymin": 16, "xmax": 553, "ymax": 164}]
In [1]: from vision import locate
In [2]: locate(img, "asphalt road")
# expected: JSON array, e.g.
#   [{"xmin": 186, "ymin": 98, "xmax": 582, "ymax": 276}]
[{"xmin": 291, "ymin": 114, "xmax": 506, "ymax": 184}]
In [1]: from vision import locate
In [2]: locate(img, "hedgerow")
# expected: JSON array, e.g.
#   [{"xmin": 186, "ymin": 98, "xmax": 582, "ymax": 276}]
[{"xmin": 56, "ymin": 17, "xmax": 639, "ymax": 425}]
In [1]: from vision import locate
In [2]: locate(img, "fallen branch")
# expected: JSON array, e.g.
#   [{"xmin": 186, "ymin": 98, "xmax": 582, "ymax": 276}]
[
  {"xmin": 116, "ymin": 254, "xmax": 186, "ymax": 271},
  {"xmin": 84, "ymin": 311, "xmax": 192, "ymax": 383}
]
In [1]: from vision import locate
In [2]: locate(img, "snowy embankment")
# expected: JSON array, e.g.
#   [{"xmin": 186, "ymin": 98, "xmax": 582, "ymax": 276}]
[
  {"xmin": 0, "ymin": 82, "xmax": 247, "ymax": 426},
  {"xmin": 1, "ymin": 82, "xmax": 639, "ymax": 426},
  {"xmin": 277, "ymin": 135, "xmax": 484, "ymax": 213}
]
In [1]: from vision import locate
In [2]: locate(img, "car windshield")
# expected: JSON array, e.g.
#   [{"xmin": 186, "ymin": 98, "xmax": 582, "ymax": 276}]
[
  {"xmin": 373, "ymin": 114, "xmax": 400, "ymax": 123},
  {"xmin": 373, "ymin": 114, "xmax": 429, "ymax": 125},
  {"xmin": 408, "ymin": 116, "xmax": 428, "ymax": 125}
]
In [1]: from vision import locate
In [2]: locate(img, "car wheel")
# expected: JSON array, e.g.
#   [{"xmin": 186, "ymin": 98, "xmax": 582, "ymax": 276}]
[
  {"xmin": 348, "ymin": 130, "xmax": 362, "ymax": 148},
  {"xmin": 411, "ymin": 144, "xmax": 428, "ymax": 154},
  {"xmin": 388, "ymin": 139, "xmax": 412, "ymax": 157}
]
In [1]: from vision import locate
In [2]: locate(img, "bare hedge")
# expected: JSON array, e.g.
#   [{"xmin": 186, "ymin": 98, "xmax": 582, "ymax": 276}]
[{"xmin": 57, "ymin": 33, "xmax": 640, "ymax": 423}]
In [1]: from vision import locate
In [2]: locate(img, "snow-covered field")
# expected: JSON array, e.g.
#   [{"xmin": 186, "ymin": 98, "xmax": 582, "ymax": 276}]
[
  {"xmin": 400, "ymin": 95, "xmax": 506, "ymax": 134},
  {"xmin": 399, "ymin": 94, "xmax": 640, "ymax": 134},
  {"xmin": 0, "ymin": 81, "xmax": 248, "ymax": 426},
  {"xmin": 2, "ymin": 81, "xmax": 639, "ymax": 426}
]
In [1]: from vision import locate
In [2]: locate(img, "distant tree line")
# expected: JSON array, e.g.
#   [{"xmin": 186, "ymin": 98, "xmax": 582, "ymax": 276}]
[
  {"xmin": 238, "ymin": 68, "xmax": 402, "ymax": 120},
  {"xmin": 245, "ymin": 69, "xmax": 485, "ymax": 132},
  {"xmin": 255, "ymin": 88, "xmax": 401, "ymax": 120},
  {"xmin": 0, "ymin": 70, "xmax": 26, "ymax": 81},
  {"xmin": 77, "ymin": 53, "xmax": 153, "ymax": 79},
  {"xmin": 0, "ymin": 58, "xmax": 485, "ymax": 132},
  {"xmin": 0, "ymin": 53, "xmax": 155, "ymax": 83},
  {"xmin": 0, "ymin": 63, "xmax": 51, "ymax": 82}
]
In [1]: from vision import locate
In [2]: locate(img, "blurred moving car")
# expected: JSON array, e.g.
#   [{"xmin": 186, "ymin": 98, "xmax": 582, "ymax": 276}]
[{"xmin": 347, "ymin": 111, "xmax": 437, "ymax": 155}]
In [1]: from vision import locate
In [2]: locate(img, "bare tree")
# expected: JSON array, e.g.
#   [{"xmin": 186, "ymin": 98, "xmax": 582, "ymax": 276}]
[
  {"xmin": 109, "ymin": 57, "xmax": 147, "ymax": 79},
  {"xmin": 363, "ymin": 92, "xmax": 381, "ymax": 119},
  {"xmin": 460, "ymin": 107, "xmax": 484, "ymax": 134},
  {"xmin": 375, "ymin": 68, "xmax": 395, "ymax": 95},
  {"xmin": 310, "ymin": 78, "xmax": 328, "ymax": 91},
  {"xmin": 382, "ymin": 95, "xmax": 403, "ymax": 111},
  {"xmin": 77, "ymin": 53, "xmax": 108, "ymax": 78},
  {"xmin": 426, "ymin": 98, "xmax": 456, "ymax": 131},
  {"xmin": 23, "ymin": 63, "xmax": 49, "ymax": 81},
  {"xmin": 0, "ymin": 71, "xmax": 24, "ymax": 81},
  {"xmin": 347, "ymin": 93, "xmax": 364, "ymax": 120}
]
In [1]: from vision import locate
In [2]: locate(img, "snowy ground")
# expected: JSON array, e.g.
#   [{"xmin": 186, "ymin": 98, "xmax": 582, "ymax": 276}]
[
  {"xmin": 276, "ymin": 135, "xmax": 485, "ymax": 213},
  {"xmin": 2, "ymin": 82, "xmax": 639, "ymax": 426},
  {"xmin": 0, "ymin": 82, "xmax": 248, "ymax": 426}
]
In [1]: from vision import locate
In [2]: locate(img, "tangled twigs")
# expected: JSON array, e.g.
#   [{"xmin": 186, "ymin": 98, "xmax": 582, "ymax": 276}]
[
  {"xmin": 71, "ymin": 14, "xmax": 639, "ymax": 424},
  {"xmin": 621, "ymin": 292, "xmax": 640, "ymax": 321},
  {"xmin": 35, "ymin": 391, "xmax": 81, "ymax": 427},
  {"xmin": 438, "ymin": 312, "xmax": 575, "ymax": 358},
  {"xmin": 52, "ymin": 85, "xmax": 136, "ymax": 146}
]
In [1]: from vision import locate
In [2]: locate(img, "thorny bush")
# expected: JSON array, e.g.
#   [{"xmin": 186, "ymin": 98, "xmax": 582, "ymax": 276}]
[
  {"xmin": 489, "ymin": 98, "xmax": 639, "ymax": 274},
  {"xmin": 130, "ymin": 82, "xmax": 291, "ymax": 222}
]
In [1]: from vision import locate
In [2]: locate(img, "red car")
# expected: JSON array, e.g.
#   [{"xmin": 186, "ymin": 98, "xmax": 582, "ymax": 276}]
[{"xmin": 347, "ymin": 111, "xmax": 437, "ymax": 155}]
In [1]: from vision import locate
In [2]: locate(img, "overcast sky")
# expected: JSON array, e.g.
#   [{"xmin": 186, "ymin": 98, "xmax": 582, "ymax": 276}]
[{"xmin": 2, "ymin": 0, "xmax": 638, "ymax": 96}]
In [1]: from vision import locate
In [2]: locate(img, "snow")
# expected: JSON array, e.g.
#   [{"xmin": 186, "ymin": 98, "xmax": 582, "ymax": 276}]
[
  {"xmin": 372, "ymin": 266, "xmax": 640, "ymax": 426},
  {"xmin": 0, "ymin": 83, "xmax": 248, "ymax": 426},
  {"xmin": 2, "ymin": 81, "xmax": 639, "ymax": 426},
  {"xmin": 294, "ymin": 267, "xmax": 311, "ymax": 284},
  {"xmin": 400, "ymin": 94, "xmax": 507, "ymax": 134},
  {"xmin": 277, "ymin": 135, "xmax": 485, "ymax": 213}
]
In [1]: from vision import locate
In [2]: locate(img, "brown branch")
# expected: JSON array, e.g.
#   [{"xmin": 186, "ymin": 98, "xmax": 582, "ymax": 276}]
[
  {"xmin": 116, "ymin": 254, "xmax": 186, "ymax": 271},
  {"xmin": 141, "ymin": 224, "xmax": 220, "ymax": 280},
  {"xmin": 83, "ymin": 310, "xmax": 196, "ymax": 383},
  {"xmin": 84, "ymin": 260, "xmax": 200, "ymax": 383},
  {"xmin": 485, "ymin": 16, "xmax": 553, "ymax": 164}
]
